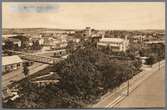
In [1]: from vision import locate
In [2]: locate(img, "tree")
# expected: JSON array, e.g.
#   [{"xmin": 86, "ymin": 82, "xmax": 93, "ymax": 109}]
[
  {"xmin": 4, "ymin": 41, "xmax": 14, "ymax": 50},
  {"xmin": 53, "ymin": 46, "xmax": 105, "ymax": 100},
  {"xmin": 146, "ymin": 55, "xmax": 155, "ymax": 66},
  {"xmin": 32, "ymin": 41, "xmax": 42, "ymax": 50},
  {"xmin": 23, "ymin": 62, "xmax": 29, "ymax": 77},
  {"xmin": 55, "ymin": 54, "xmax": 102, "ymax": 97},
  {"xmin": 66, "ymin": 40, "xmax": 76, "ymax": 54}
]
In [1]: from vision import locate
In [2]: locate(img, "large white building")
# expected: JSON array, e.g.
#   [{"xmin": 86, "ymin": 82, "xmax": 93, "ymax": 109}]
[{"xmin": 97, "ymin": 36, "xmax": 129, "ymax": 52}]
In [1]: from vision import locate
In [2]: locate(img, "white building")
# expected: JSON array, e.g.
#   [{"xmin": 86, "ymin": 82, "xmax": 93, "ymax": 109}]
[
  {"xmin": 29, "ymin": 34, "xmax": 44, "ymax": 45},
  {"xmin": 131, "ymin": 35, "xmax": 146, "ymax": 43},
  {"xmin": 2, "ymin": 55, "xmax": 23, "ymax": 101},
  {"xmin": 2, "ymin": 55, "xmax": 23, "ymax": 73},
  {"xmin": 97, "ymin": 36, "xmax": 129, "ymax": 52}
]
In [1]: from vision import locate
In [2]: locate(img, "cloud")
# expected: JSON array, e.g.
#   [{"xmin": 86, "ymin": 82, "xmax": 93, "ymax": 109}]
[{"xmin": 9, "ymin": 3, "xmax": 59, "ymax": 13}]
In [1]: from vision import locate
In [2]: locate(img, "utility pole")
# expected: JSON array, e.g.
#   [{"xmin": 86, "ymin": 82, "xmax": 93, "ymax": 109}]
[
  {"xmin": 23, "ymin": 62, "xmax": 29, "ymax": 78},
  {"xmin": 125, "ymin": 51, "xmax": 130, "ymax": 96},
  {"xmin": 159, "ymin": 49, "xmax": 161, "ymax": 70},
  {"xmin": 157, "ymin": 44, "xmax": 161, "ymax": 70},
  {"xmin": 127, "ymin": 79, "xmax": 129, "ymax": 96}
]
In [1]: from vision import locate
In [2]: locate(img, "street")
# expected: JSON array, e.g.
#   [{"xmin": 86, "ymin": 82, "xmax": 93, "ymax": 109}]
[
  {"xmin": 114, "ymin": 65, "xmax": 165, "ymax": 108},
  {"xmin": 2, "ymin": 49, "xmax": 67, "ymax": 89},
  {"xmin": 92, "ymin": 61, "xmax": 165, "ymax": 108},
  {"xmin": 2, "ymin": 62, "xmax": 49, "ymax": 88}
]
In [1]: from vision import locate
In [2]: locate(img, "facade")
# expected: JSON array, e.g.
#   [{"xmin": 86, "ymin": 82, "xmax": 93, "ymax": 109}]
[
  {"xmin": 144, "ymin": 40, "xmax": 165, "ymax": 49},
  {"xmin": 130, "ymin": 35, "xmax": 146, "ymax": 43},
  {"xmin": 50, "ymin": 42, "xmax": 67, "ymax": 50},
  {"xmin": 84, "ymin": 27, "xmax": 92, "ymax": 37},
  {"xmin": 28, "ymin": 34, "xmax": 44, "ymax": 45},
  {"xmin": 2, "ymin": 55, "xmax": 23, "ymax": 74},
  {"xmin": 30, "ymin": 38, "xmax": 44, "ymax": 45},
  {"xmin": 97, "ymin": 36, "xmax": 129, "ymax": 52}
]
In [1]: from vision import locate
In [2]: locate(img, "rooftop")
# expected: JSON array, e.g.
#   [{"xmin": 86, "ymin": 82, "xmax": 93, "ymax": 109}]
[
  {"xmin": 2, "ymin": 55, "xmax": 23, "ymax": 66},
  {"xmin": 144, "ymin": 40, "xmax": 165, "ymax": 44},
  {"xmin": 99, "ymin": 38, "xmax": 125, "ymax": 43},
  {"xmin": 2, "ymin": 34, "xmax": 17, "ymax": 38},
  {"xmin": 7, "ymin": 38, "xmax": 21, "ymax": 42}
]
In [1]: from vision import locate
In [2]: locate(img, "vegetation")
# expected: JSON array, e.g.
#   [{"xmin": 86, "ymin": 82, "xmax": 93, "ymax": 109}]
[
  {"xmin": 23, "ymin": 62, "xmax": 29, "ymax": 77},
  {"xmin": 140, "ymin": 43, "xmax": 165, "ymax": 65},
  {"xmin": 3, "ymin": 38, "xmax": 145, "ymax": 108}
]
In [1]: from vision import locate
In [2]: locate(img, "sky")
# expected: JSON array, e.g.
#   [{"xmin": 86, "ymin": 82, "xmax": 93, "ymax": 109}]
[{"xmin": 2, "ymin": 2, "xmax": 165, "ymax": 30}]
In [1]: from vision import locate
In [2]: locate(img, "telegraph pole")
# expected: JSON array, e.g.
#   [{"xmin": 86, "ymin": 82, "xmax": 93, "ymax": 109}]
[
  {"xmin": 127, "ymin": 79, "xmax": 129, "ymax": 96},
  {"xmin": 159, "ymin": 51, "xmax": 160, "ymax": 70},
  {"xmin": 125, "ymin": 51, "xmax": 130, "ymax": 96}
]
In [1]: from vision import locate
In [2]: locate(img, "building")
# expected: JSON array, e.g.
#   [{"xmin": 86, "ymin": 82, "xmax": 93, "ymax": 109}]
[
  {"xmin": 8, "ymin": 38, "xmax": 22, "ymax": 47},
  {"xmin": 50, "ymin": 42, "xmax": 67, "ymax": 50},
  {"xmin": 32, "ymin": 34, "xmax": 44, "ymax": 45},
  {"xmin": 8, "ymin": 35, "xmax": 31, "ymax": 47},
  {"xmin": 83, "ymin": 27, "xmax": 92, "ymax": 37},
  {"xmin": 97, "ymin": 36, "xmax": 129, "ymax": 52},
  {"xmin": 144, "ymin": 40, "xmax": 165, "ymax": 50},
  {"xmin": 2, "ymin": 55, "xmax": 23, "ymax": 74},
  {"xmin": 2, "ymin": 34, "xmax": 18, "ymax": 38},
  {"xmin": 130, "ymin": 35, "xmax": 146, "ymax": 43},
  {"xmin": 3, "ymin": 37, "xmax": 22, "ymax": 48},
  {"xmin": 91, "ymin": 31, "xmax": 105, "ymax": 42}
]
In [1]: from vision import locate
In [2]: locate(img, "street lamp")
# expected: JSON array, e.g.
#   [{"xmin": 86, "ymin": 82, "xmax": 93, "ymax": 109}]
[{"xmin": 126, "ymin": 58, "xmax": 131, "ymax": 96}]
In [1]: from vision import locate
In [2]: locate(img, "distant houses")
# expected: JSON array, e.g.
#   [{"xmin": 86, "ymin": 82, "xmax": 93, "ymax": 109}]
[
  {"xmin": 2, "ymin": 34, "xmax": 44, "ymax": 50},
  {"xmin": 2, "ymin": 28, "xmax": 165, "ymax": 53}
]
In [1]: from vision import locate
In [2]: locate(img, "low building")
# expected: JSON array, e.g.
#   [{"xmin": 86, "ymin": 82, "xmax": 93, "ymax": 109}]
[
  {"xmin": 8, "ymin": 38, "xmax": 22, "ymax": 47},
  {"xmin": 3, "ymin": 38, "xmax": 22, "ymax": 47},
  {"xmin": 144, "ymin": 40, "xmax": 165, "ymax": 48},
  {"xmin": 2, "ymin": 34, "xmax": 18, "ymax": 38},
  {"xmin": 50, "ymin": 42, "xmax": 67, "ymax": 50},
  {"xmin": 43, "ymin": 37, "xmax": 58, "ymax": 46},
  {"xmin": 130, "ymin": 35, "xmax": 146, "ymax": 43},
  {"xmin": 2, "ymin": 55, "xmax": 23, "ymax": 74},
  {"xmin": 97, "ymin": 36, "xmax": 129, "ymax": 52},
  {"xmin": 29, "ymin": 34, "xmax": 44, "ymax": 45}
]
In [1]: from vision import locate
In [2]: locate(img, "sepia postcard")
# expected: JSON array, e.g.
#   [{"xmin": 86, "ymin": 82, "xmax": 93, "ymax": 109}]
[{"xmin": 1, "ymin": 2, "xmax": 165, "ymax": 109}]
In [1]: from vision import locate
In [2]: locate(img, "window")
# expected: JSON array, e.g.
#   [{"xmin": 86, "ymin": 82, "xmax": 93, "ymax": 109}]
[
  {"xmin": 9, "ymin": 65, "xmax": 13, "ymax": 70},
  {"xmin": 13, "ymin": 64, "xmax": 17, "ymax": 70},
  {"xmin": 17, "ymin": 63, "xmax": 20, "ymax": 67}
]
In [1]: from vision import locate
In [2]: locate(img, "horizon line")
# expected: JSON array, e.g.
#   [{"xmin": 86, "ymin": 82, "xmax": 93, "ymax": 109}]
[{"xmin": 2, "ymin": 27, "xmax": 165, "ymax": 31}]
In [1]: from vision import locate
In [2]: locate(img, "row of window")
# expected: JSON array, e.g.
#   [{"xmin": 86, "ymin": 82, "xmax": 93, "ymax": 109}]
[
  {"xmin": 3, "ymin": 63, "xmax": 22, "ymax": 73},
  {"xmin": 100, "ymin": 41, "xmax": 123, "ymax": 45}
]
